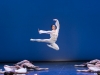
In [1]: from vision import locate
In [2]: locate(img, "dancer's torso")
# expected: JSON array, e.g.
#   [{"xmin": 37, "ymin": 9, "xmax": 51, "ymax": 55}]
[{"xmin": 50, "ymin": 30, "xmax": 58, "ymax": 42}]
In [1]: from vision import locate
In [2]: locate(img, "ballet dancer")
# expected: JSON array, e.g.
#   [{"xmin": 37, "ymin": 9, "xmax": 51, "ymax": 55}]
[
  {"xmin": 77, "ymin": 64, "xmax": 100, "ymax": 72},
  {"xmin": 30, "ymin": 19, "xmax": 60, "ymax": 50},
  {"xmin": 75, "ymin": 59, "xmax": 100, "ymax": 67},
  {"xmin": 76, "ymin": 60, "xmax": 100, "ymax": 73},
  {"xmin": 16, "ymin": 60, "xmax": 49, "ymax": 71},
  {"xmin": 0, "ymin": 65, "xmax": 27, "ymax": 75}
]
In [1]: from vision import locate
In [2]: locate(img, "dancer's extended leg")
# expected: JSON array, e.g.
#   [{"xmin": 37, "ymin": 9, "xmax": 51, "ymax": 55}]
[
  {"xmin": 30, "ymin": 39, "xmax": 50, "ymax": 43},
  {"xmin": 34, "ymin": 68, "xmax": 49, "ymax": 71},
  {"xmin": 47, "ymin": 43, "xmax": 59, "ymax": 50}
]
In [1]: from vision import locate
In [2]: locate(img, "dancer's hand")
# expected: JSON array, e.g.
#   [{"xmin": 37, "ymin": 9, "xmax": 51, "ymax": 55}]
[{"xmin": 53, "ymin": 19, "xmax": 58, "ymax": 21}]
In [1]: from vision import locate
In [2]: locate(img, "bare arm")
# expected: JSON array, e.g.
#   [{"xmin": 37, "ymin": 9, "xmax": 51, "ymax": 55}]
[
  {"xmin": 53, "ymin": 19, "xmax": 60, "ymax": 33},
  {"xmin": 75, "ymin": 64, "xmax": 86, "ymax": 67},
  {"xmin": 77, "ymin": 69, "xmax": 91, "ymax": 72}
]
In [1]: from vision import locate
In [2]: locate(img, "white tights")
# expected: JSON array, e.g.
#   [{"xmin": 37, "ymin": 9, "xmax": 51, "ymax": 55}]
[{"xmin": 30, "ymin": 39, "xmax": 59, "ymax": 50}]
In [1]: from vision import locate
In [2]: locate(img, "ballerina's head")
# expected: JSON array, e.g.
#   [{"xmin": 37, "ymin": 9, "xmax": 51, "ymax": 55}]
[{"xmin": 51, "ymin": 25, "xmax": 56, "ymax": 30}]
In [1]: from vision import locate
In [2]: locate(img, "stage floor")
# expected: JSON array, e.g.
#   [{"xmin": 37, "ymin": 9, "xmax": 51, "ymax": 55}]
[{"xmin": 0, "ymin": 62, "xmax": 97, "ymax": 75}]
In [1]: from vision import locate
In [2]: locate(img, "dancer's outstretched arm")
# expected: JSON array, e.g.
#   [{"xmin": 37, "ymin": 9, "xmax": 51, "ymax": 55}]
[
  {"xmin": 77, "ymin": 69, "xmax": 91, "ymax": 72},
  {"xmin": 38, "ymin": 29, "xmax": 52, "ymax": 34},
  {"xmin": 53, "ymin": 19, "xmax": 60, "ymax": 33}
]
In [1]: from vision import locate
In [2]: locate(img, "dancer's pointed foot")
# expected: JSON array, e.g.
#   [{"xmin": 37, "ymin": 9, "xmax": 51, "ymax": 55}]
[{"xmin": 30, "ymin": 38, "xmax": 36, "ymax": 41}]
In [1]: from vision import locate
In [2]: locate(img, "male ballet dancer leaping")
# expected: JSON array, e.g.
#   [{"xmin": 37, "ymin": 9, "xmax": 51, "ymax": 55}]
[{"xmin": 30, "ymin": 19, "xmax": 60, "ymax": 50}]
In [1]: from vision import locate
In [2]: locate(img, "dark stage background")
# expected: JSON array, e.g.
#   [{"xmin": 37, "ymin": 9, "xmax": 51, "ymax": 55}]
[{"xmin": 0, "ymin": 0, "xmax": 100, "ymax": 62}]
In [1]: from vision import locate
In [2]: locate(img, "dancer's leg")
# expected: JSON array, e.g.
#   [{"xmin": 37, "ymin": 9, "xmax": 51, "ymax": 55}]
[
  {"xmin": 77, "ymin": 69, "xmax": 91, "ymax": 72},
  {"xmin": 30, "ymin": 39, "xmax": 50, "ymax": 43},
  {"xmin": 16, "ymin": 60, "xmax": 29, "ymax": 65},
  {"xmin": 47, "ymin": 43, "xmax": 59, "ymax": 50},
  {"xmin": 34, "ymin": 68, "xmax": 49, "ymax": 71},
  {"xmin": 75, "ymin": 63, "xmax": 87, "ymax": 67}
]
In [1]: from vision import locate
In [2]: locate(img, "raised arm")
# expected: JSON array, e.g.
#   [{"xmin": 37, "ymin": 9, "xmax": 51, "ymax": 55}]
[
  {"xmin": 38, "ymin": 29, "xmax": 52, "ymax": 34},
  {"xmin": 53, "ymin": 19, "xmax": 60, "ymax": 33}
]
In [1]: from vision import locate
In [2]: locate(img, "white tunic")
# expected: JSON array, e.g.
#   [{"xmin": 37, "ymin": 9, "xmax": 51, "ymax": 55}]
[
  {"xmin": 4, "ymin": 66, "xmax": 27, "ymax": 75},
  {"xmin": 15, "ymin": 68, "xmax": 27, "ymax": 75},
  {"xmin": 89, "ymin": 67, "xmax": 100, "ymax": 72},
  {"xmin": 39, "ymin": 19, "xmax": 60, "ymax": 43},
  {"xmin": 4, "ymin": 66, "xmax": 13, "ymax": 72}
]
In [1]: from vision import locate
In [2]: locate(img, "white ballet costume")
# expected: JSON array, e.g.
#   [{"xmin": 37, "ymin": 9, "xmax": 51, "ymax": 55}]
[{"xmin": 30, "ymin": 19, "xmax": 60, "ymax": 50}]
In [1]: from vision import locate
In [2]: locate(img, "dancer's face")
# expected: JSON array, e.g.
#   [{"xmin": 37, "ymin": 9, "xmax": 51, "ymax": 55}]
[{"xmin": 52, "ymin": 25, "xmax": 56, "ymax": 30}]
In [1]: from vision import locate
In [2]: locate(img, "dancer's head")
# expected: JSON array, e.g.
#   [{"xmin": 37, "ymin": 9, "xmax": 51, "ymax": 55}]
[{"xmin": 51, "ymin": 25, "xmax": 56, "ymax": 30}]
